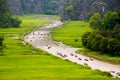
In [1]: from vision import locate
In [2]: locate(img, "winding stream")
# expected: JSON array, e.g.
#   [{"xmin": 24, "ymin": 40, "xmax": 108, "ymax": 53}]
[{"xmin": 25, "ymin": 21, "xmax": 120, "ymax": 78}]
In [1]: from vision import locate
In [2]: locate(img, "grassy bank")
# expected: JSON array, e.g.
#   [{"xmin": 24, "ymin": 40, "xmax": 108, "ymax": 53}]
[
  {"xmin": 77, "ymin": 48, "xmax": 120, "ymax": 64},
  {"xmin": 52, "ymin": 21, "xmax": 120, "ymax": 64},
  {"xmin": 52, "ymin": 21, "xmax": 91, "ymax": 48},
  {"xmin": 0, "ymin": 15, "xmax": 118, "ymax": 80}
]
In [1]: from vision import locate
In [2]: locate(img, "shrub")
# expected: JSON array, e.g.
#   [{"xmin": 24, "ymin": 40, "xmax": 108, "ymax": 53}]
[
  {"xmin": 99, "ymin": 37, "xmax": 108, "ymax": 52},
  {"xmin": 82, "ymin": 11, "xmax": 120, "ymax": 57},
  {"xmin": 0, "ymin": 35, "xmax": 4, "ymax": 55},
  {"xmin": 74, "ymin": 38, "xmax": 79, "ymax": 42},
  {"xmin": 102, "ymin": 71, "xmax": 112, "ymax": 77},
  {"xmin": 11, "ymin": 17, "xmax": 22, "ymax": 28},
  {"xmin": 115, "ymin": 33, "xmax": 120, "ymax": 40},
  {"xmin": 86, "ymin": 32, "xmax": 97, "ymax": 49},
  {"xmin": 91, "ymin": 34, "xmax": 103, "ymax": 50},
  {"xmin": 0, "ymin": 35, "xmax": 4, "ymax": 46},
  {"xmin": 107, "ymin": 38, "xmax": 120, "ymax": 56},
  {"xmin": 103, "ymin": 12, "xmax": 119, "ymax": 30},
  {"xmin": 81, "ymin": 32, "xmax": 91, "ymax": 47},
  {"xmin": 82, "ymin": 31, "xmax": 120, "ymax": 56}
]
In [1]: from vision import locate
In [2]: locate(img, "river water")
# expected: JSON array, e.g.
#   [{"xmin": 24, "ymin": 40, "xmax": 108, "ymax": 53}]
[{"xmin": 25, "ymin": 21, "xmax": 120, "ymax": 78}]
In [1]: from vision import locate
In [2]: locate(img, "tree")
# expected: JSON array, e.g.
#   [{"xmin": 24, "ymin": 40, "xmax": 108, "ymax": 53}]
[
  {"xmin": 86, "ymin": 31, "xmax": 97, "ymax": 49},
  {"xmin": 10, "ymin": 17, "xmax": 22, "ymax": 28},
  {"xmin": 91, "ymin": 34, "xmax": 103, "ymax": 50},
  {"xmin": 60, "ymin": 0, "xmax": 120, "ymax": 21},
  {"xmin": 81, "ymin": 32, "xmax": 91, "ymax": 47},
  {"xmin": 102, "ymin": 12, "xmax": 119, "ymax": 30},
  {"xmin": 89, "ymin": 13, "xmax": 102, "ymax": 30},
  {"xmin": 112, "ymin": 24, "xmax": 120, "ymax": 39},
  {"xmin": 107, "ymin": 39, "xmax": 120, "ymax": 56},
  {"xmin": 99, "ymin": 37, "xmax": 108, "ymax": 52},
  {"xmin": 82, "ymin": 11, "xmax": 120, "ymax": 56},
  {"xmin": 0, "ymin": 0, "xmax": 21, "ymax": 28},
  {"xmin": 0, "ymin": 0, "xmax": 11, "ymax": 28}
]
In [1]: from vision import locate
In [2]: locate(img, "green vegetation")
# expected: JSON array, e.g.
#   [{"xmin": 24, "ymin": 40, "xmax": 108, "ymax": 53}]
[
  {"xmin": 0, "ymin": 15, "xmax": 116, "ymax": 80},
  {"xmin": 0, "ymin": 14, "xmax": 49, "ymax": 56},
  {"xmin": 16, "ymin": 14, "xmax": 60, "ymax": 20},
  {"xmin": 52, "ymin": 21, "xmax": 92, "ymax": 48},
  {"xmin": 8, "ymin": 0, "xmax": 60, "ymax": 15},
  {"xmin": 0, "ymin": 0, "xmax": 21, "ymax": 28},
  {"xmin": 78, "ymin": 48, "xmax": 120, "ymax": 64},
  {"xmin": 0, "ymin": 35, "xmax": 4, "ymax": 46},
  {"xmin": 61, "ymin": 0, "xmax": 120, "ymax": 20},
  {"xmin": 3, "ymin": 37, "xmax": 47, "ymax": 56},
  {"xmin": 0, "ymin": 20, "xmax": 49, "ymax": 34},
  {"xmin": 0, "ymin": 14, "xmax": 60, "ymax": 38},
  {"xmin": 82, "ymin": 12, "xmax": 120, "ymax": 56},
  {"xmin": 0, "ymin": 0, "xmax": 119, "ymax": 79},
  {"xmin": 52, "ymin": 20, "xmax": 120, "ymax": 64},
  {"xmin": 0, "ymin": 35, "xmax": 4, "ymax": 55},
  {"xmin": 0, "ymin": 55, "xmax": 117, "ymax": 80}
]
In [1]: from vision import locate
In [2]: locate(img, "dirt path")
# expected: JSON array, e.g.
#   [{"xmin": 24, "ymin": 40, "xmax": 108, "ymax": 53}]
[{"xmin": 25, "ymin": 21, "xmax": 120, "ymax": 78}]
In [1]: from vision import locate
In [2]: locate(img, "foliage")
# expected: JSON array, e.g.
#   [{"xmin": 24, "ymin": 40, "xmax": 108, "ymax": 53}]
[
  {"xmin": 102, "ymin": 12, "xmax": 119, "ymax": 30},
  {"xmin": 60, "ymin": 0, "xmax": 120, "ymax": 21},
  {"xmin": 0, "ymin": 20, "xmax": 49, "ymax": 34},
  {"xmin": 0, "ymin": 0, "xmax": 21, "ymax": 28},
  {"xmin": 99, "ymin": 37, "xmax": 108, "ymax": 52},
  {"xmin": 0, "ymin": 15, "xmax": 115, "ymax": 80},
  {"xmin": 7, "ymin": 0, "xmax": 60, "ymax": 15},
  {"xmin": 107, "ymin": 39, "xmax": 120, "ymax": 56},
  {"xmin": 0, "ymin": 15, "xmax": 49, "ymax": 55},
  {"xmin": 52, "ymin": 21, "xmax": 91, "ymax": 48},
  {"xmin": 89, "ymin": 13, "xmax": 102, "ymax": 30},
  {"xmin": 91, "ymin": 34, "xmax": 103, "ymax": 51},
  {"xmin": 10, "ymin": 17, "xmax": 22, "ymax": 28},
  {"xmin": 82, "ymin": 11, "xmax": 120, "ymax": 56},
  {"xmin": 0, "ymin": 35, "xmax": 4, "ymax": 46},
  {"xmin": 81, "ymin": 32, "xmax": 91, "ymax": 47},
  {"xmin": 0, "ymin": 35, "xmax": 4, "ymax": 55},
  {"xmin": 61, "ymin": 0, "xmax": 81, "ymax": 21},
  {"xmin": 82, "ymin": 31, "xmax": 120, "ymax": 56},
  {"xmin": 78, "ymin": 48, "xmax": 120, "ymax": 64}
]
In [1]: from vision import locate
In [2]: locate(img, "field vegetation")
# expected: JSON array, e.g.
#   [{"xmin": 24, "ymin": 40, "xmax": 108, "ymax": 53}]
[
  {"xmin": 0, "ymin": 15, "xmax": 118, "ymax": 80},
  {"xmin": 0, "ymin": 55, "xmax": 116, "ymax": 80},
  {"xmin": 52, "ymin": 21, "xmax": 120, "ymax": 64},
  {"xmin": 52, "ymin": 21, "xmax": 92, "ymax": 48}
]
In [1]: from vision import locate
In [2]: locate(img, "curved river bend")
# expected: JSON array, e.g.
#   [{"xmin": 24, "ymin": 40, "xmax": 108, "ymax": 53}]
[{"xmin": 25, "ymin": 21, "xmax": 120, "ymax": 78}]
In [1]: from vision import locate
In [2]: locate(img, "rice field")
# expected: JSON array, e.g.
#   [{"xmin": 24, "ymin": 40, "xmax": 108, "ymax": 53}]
[
  {"xmin": 0, "ymin": 15, "xmax": 119, "ymax": 80},
  {"xmin": 52, "ymin": 21, "xmax": 92, "ymax": 48},
  {"xmin": 52, "ymin": 21, "xmax": 120, "ymax": 64},
  {"xmin": 0, "ymin": 55, "xmax": 117, "ymax": 80}
]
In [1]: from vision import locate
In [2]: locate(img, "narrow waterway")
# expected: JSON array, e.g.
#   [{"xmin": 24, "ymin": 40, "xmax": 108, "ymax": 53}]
[{"xmin": 25, "ymin": 21, "xmax": 120, "ymax": 78}]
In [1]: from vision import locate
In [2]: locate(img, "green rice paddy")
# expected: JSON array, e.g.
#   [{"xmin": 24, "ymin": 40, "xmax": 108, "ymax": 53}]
[
  {"xmin": 0, "ymin": 15, "xmax": 119, "ymax": 80},
  {"xmin": 52, "ymin": 21, "xmax": 120, "ymax": 64},
  {"xmin": 52, "ymin": 21, "xmax": 92, "ymax": 48}
]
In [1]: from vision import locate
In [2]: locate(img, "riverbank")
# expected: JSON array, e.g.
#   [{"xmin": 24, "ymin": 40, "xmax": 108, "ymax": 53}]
[{"xmin": 25, "ymin": 20, "xmax": 120, "ymax": 78}]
